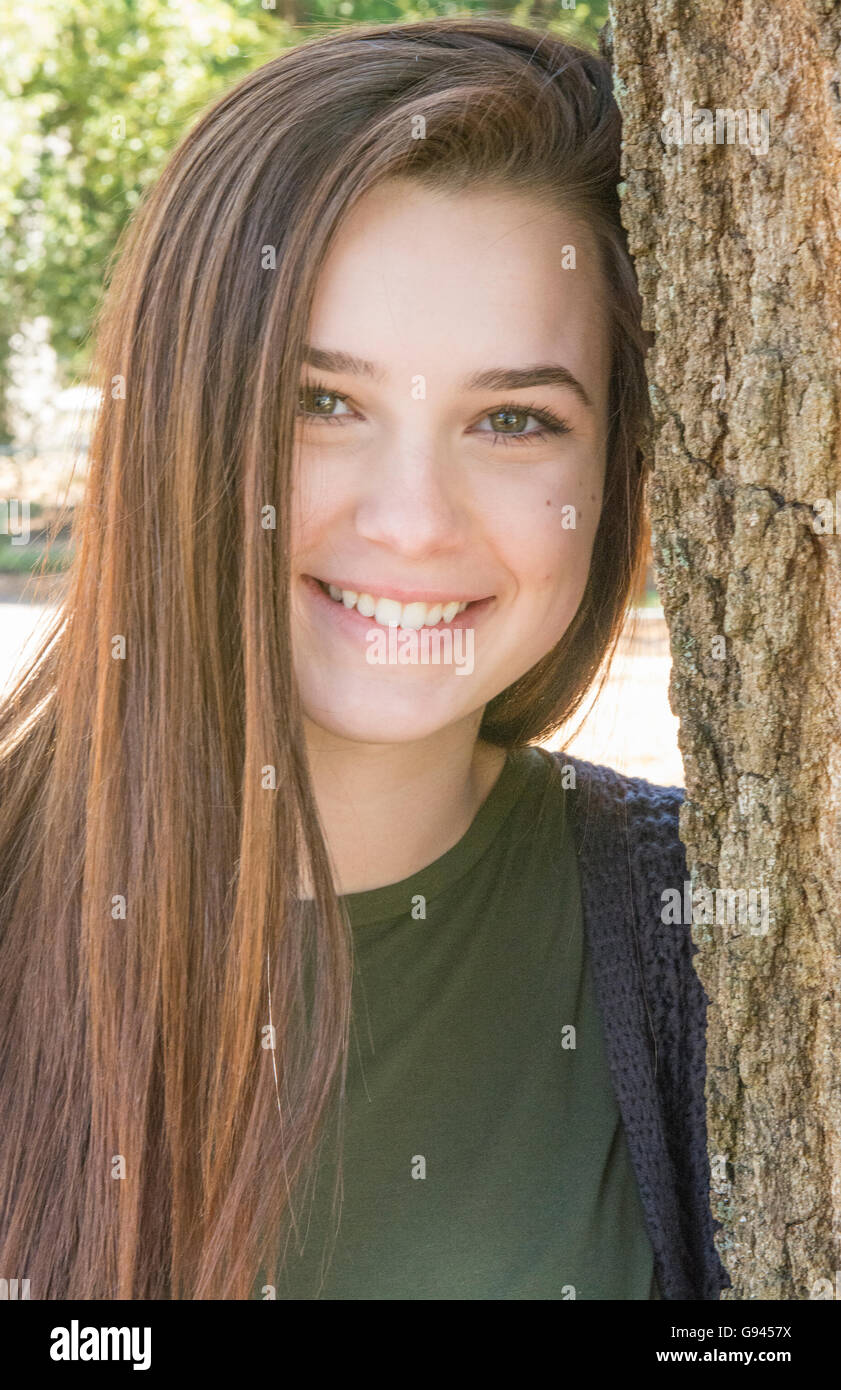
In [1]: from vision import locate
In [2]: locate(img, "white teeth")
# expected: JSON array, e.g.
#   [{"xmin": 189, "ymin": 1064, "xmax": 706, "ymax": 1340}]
[
  {"xmin": 319, "ymin": 581, "xmax": 472, "ymax": 627},
  {"xmin": 400, "ymin": 602, "xmax": 427, "ymax": 630},
  {"xmin": 374, "ymin": 596, "xmax": 402, "ymax": 627}
]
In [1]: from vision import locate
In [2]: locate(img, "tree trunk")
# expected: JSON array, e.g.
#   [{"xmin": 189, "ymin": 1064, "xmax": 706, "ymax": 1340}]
[{"xmin": 603, "ymin": 4, "xmax": 841, "ymax": 1299}]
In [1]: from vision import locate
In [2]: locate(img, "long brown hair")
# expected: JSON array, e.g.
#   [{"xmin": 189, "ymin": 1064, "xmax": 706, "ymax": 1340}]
[{"xmin": 0, "ymin": 17, "xmax": 651, "ymax": 1298}]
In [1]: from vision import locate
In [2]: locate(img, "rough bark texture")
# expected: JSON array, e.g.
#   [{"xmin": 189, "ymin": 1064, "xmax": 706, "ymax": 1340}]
[{"xmin": 604, "ymin": 2, "xmax": 841, "ymax": 1298}]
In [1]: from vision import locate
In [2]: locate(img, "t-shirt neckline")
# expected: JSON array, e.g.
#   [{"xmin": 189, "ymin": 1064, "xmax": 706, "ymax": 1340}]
[{"xmin": 342, "ymin": 745, "xmax": 546, "ymax": 927}]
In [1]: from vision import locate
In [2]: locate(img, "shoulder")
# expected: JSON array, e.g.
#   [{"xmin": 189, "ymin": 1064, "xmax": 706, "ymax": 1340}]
[
  {"xmin": 551, "ymin": 747, "xmax": 685, "ymax": 823},
  {"xmin": 549, "ymin": 749, "xmax": 687, "ymax": 885},
  {"xmin": 550, "ymin": 749, "xmax": 694, "ymax": 1000}
]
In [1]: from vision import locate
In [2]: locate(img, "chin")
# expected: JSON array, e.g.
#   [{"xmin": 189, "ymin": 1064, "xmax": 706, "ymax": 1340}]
[{"xmin": 299, "ymin": 673, "xmax": 484, "ymax": 745}]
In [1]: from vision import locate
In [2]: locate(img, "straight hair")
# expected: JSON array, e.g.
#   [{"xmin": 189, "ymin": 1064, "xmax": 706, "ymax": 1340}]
[{"xmin": 0, "ymin": 16, "xmax": 652, "ymax": 1298}]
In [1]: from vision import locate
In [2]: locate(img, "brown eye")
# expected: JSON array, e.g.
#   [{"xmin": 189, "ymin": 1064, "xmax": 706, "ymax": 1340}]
[
  {"xmin": 299, "ymin": 387, "xmax": 335, "ymax": 415},
  {"xmin": 489, "ymin": 408, "xmax": 530, "ymax": 433},
  {"xmin": 472, "ymin": 403, "xmax": 572, "ymax": 445},
  {"xmin": 297, "ymin": 384, "xmax": 354, "ymax": 421}
]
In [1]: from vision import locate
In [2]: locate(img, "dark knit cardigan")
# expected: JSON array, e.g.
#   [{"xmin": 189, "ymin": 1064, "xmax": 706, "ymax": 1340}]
[{"xmin": 559, "ymin": 751, "xmax": 732, "ymax": 1301}]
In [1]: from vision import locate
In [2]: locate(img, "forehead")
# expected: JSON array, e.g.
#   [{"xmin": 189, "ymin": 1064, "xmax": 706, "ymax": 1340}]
[{"xmin": 307, "ymin": 179, "xmax": 611, "ymax": 418}]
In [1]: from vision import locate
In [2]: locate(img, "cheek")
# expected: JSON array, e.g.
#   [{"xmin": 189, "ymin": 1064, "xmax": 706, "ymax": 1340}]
[
  {"xmin": 500, "ymin": 476, "xmax": 602, "ymax": 607},
  {"xmin": 531, "ymin": 535, "xmax": 595, "ymax": 619},
  {"xmin": 290, "ymin": 453, "xmax": 343, "ymax": 552}
]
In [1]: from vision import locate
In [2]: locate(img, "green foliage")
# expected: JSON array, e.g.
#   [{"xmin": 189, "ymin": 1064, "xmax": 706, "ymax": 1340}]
[{"xmin": 0, "ymin": 0, "xmax": 607, "ymax": 441}]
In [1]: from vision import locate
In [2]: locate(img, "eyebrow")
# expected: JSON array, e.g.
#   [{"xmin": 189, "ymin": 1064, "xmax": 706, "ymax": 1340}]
[{"xmin": 302, "ymin": 346, "xmax": 594, "ymax": 412}]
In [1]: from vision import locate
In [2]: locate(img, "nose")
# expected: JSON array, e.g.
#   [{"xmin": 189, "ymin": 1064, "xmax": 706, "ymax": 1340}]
[{"xmin": 354, "ymin": 440, "xmax": 468, "ymax": 558}]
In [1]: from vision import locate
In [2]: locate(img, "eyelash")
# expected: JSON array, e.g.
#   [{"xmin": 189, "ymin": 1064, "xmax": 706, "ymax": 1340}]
[{"xmin": 296, "ymin": 381, "xmax": 572, "ymax": 447}]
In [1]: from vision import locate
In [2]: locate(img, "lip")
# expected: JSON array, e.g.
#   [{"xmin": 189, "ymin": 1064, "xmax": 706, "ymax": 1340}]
[
  {"xmin": 307, "ymin": 574, "xmax": 493, "ymax": 606},
  {"xmin": 301, "ymin": 573, "xmax": 495, "ymax": 634}
]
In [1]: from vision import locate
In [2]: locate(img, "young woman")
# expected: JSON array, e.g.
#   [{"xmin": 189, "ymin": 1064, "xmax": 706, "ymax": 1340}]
[{"xmin": 0, "ymin": 17, "xmax": 730, "ymax": 1301}]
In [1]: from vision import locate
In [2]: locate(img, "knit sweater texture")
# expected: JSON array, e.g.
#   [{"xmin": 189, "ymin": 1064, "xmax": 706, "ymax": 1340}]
[{"xmin": 558, "ymin": 750, "xmax": 732, "ymax": 1301}]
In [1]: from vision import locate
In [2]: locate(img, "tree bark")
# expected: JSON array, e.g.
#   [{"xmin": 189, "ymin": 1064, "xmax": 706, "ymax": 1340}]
[{"xmin": 604, "ymin": 2, "xmax": 841, "ymax": 1298}]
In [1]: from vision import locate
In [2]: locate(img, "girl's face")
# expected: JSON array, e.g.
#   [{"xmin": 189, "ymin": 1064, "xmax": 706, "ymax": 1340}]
[{"xmin": 290, "ymin": 178, "xmax": 611, "ymax": 745}]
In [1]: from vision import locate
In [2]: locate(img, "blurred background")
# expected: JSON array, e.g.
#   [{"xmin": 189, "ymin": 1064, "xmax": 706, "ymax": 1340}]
[{"xmin": 0, "ymin": 0, "xmax": 683, "ymax": 786}]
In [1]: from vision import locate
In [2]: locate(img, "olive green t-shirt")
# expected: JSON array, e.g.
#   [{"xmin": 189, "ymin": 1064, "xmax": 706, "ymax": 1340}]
[{"xmin": 257, "ymin": 745, "xmax": 660, "ymax": 1300}]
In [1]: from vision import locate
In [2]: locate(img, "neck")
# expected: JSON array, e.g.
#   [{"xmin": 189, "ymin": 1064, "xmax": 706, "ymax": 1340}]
[{"xmin": 301, "ymin": 713, "xmax": 508, "ymax": 896}]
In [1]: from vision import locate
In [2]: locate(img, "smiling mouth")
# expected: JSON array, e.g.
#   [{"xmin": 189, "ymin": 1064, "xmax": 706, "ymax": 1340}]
[{"xmin": 308, "ymin": 576, "xmax": 490, "ymax": 629}]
